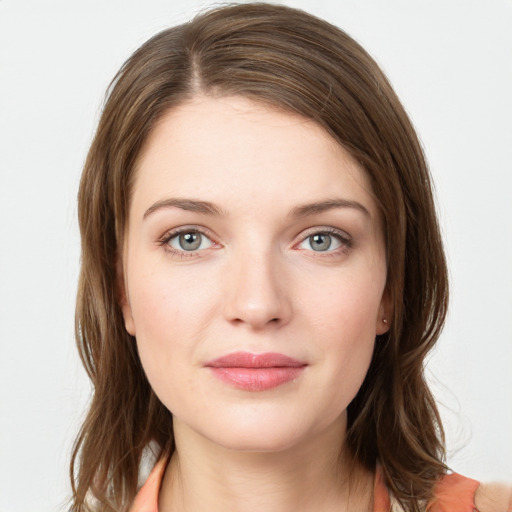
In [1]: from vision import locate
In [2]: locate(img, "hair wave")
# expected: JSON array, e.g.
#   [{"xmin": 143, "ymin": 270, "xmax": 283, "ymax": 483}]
[{"xmin": 71, "ymin": 4, "xmax": 448, "ymax": 511}]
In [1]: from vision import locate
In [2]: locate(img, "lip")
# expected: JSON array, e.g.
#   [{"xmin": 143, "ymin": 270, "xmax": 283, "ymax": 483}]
[{"xmin": 204, "ymin": 352, "xmax": 307, "ymax": 391}]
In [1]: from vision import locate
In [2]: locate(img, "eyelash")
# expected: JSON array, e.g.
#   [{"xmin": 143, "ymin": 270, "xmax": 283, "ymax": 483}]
[
  {"xmin": 157, "ymin": 226, "xmax": 353, "ymax": 259},
  {"xmin": 158, "ymin": 226, "xmax": 217, "ymax": 259},
  {"xmin": 295, "ymin": 227, "xmax": 353, "ymax": 258}
]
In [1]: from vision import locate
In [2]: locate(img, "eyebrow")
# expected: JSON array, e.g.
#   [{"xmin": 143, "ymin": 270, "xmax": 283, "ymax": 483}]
[
  {"xmin": 143, "ymin": 197, "xmax": 370, "ymax": 220},
  {"xmin": 289, "ymin": 198, "xmax": 370, "ymax": 218},
  {"xmin": 143, "ymin": 198, "xmax": 224, "ymax": 219}
]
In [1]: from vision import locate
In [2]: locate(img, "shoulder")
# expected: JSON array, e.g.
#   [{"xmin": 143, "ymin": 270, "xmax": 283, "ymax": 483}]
[
  {"xmin": 474, "ymin": 481, "xmax": 512, "ymax": 512},
  {"xmin": 129, "ymin": 457, "xmax": 167, "ymax": 512},
  {"xmin": 427, "ymin": 472, "xmax": 479, "ymax": 512},
  {"xmin": 376, "ymin": 467, "xmax": 511, "ymax": 512},
  {"xmin": 430, "ymin": 473, "xmax": 512, "ymax": 512}
]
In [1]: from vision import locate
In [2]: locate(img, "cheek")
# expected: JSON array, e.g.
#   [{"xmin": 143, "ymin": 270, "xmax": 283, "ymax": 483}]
[
  {"xmin": 132, "ymin": 279, "xmax": 180, "ymax": 395},
  {"xmin": 130, "ymin": 263, "xmax": 214, "ymax": 338},
  {"xmin": 301, "ymin": 270, "xmax": 383, "ymax": 390},
  {"xmin": 127, "ymin": 265, "xmax": 219, "ymax": 406},
  {"xmin": 302, "ymin": 268, "xmax": 384, "ymax": 337}
]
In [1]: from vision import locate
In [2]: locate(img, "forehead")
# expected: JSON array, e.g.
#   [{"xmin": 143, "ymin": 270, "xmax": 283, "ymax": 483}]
[{"xmin": 131, "ymin": 95, "xmax": 377, "ymax": 219}]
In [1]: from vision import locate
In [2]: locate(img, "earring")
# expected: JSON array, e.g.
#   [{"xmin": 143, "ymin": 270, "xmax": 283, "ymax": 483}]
[{"xmin": 383, "ymin": 319, "xmax": 388, "ymax": 324}]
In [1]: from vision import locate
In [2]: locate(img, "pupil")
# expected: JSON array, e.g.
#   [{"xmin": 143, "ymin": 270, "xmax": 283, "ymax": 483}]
[
  {"xmin": 179, "ymin": 232, "xmax": 201, "ymax": 251},
  {"xmin": 311, "ymin": 233, "xmax": 331, "ymax": 251}
]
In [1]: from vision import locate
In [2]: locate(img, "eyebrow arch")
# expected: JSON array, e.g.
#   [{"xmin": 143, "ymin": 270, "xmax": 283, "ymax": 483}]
[
  {"xmin": 143, "ymin": 197, "xmax": 370, "ymax": 220},
  {"xmin": 143, "ymin": 198, "xmax": 224, "ymax": 219},
  {"xmin": 289, "ymin": 198, "xmax": 370, "ymax": 218}
]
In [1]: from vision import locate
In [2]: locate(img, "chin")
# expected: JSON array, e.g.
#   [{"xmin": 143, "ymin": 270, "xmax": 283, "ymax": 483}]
[
  {"xmin": 177, "ymin": 402, "xmax": 344, "ymax": 456},
  {"xmin": 206, "ymin": 424, "xmax": 309, "ymax": 454}
]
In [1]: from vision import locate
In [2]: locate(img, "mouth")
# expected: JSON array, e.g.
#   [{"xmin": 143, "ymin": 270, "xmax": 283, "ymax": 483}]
[{"xmin": 204, "ymin": 352, "xmax": 307, "ymax": 391}]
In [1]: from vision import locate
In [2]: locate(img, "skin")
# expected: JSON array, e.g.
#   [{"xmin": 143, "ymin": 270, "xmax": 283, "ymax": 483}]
[
  {"xmin": 120, "ymin": 95, "xmax": 390, "ymax": 511},
  {"xmin": 474, "ymin": 483, "xmax": 512, "ymax": 512}
]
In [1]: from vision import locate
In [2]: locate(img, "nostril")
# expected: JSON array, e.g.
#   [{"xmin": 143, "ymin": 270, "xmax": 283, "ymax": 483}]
[{"xmin": 230, "ymin": 316, "xmax": 281, "ymax": 328}]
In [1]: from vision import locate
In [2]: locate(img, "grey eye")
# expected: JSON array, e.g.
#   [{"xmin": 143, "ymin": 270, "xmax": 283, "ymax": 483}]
[
  {"xmin": 169, "ymin": 231, "xmax": 213, "ymax": 252},
  {"xmin": 298, "ymin": 232, "xmax": 343, "ymax": 252},
  {"xmin": 179, "ymin": 232, "xmax": 201, "ymax": 251},
  {"xmin": 309, "ymin": 233, "xmax": 332, "ymax": 251}
]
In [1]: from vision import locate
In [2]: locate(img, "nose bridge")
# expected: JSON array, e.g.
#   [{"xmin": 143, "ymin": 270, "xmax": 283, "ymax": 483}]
[{"xmin": 223, "ymin": 242, "xmax": 291, "ymax": 329}]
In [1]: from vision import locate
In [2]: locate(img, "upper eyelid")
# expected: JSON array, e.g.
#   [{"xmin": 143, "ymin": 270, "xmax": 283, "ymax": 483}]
[
  {"xmin": 158, "ymin": 225, "xmax": 352, "ymax": 247},
  {"xmin": 159, "ymin": 227, "xmax": 219, "ymax": 258},
  {"xmin": 292, "ymin": 227, "xmax": 353, "ymax": 255},
  {"xmin": 161, "ymin": 225, "xmax": 217, "ymax": 241},
  {"xmin": 295, "ymin": 226, "xmax": 351, "ymax": 242}
]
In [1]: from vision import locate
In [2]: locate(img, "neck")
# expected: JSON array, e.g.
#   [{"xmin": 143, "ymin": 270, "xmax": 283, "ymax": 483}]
[{"xmin": 159, "ymin": 417, "xmax": 374, "ymax": 512}]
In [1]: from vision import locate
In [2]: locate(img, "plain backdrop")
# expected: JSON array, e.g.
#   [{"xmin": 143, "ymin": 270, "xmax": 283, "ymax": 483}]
[{"xmin": 0, "ymin": 1, "xmax": 511, "ymax": 511}]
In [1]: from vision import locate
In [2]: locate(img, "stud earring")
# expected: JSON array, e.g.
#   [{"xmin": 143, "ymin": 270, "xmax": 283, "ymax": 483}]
[{"xmin": 383, "ymin": 319, "xmax": 388, "ymax": 324}]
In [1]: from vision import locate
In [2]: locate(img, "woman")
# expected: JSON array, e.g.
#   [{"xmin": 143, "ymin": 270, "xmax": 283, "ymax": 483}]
[{"xmin": 70, "ymin": 3, "xmax": 511, "ymax": 511}]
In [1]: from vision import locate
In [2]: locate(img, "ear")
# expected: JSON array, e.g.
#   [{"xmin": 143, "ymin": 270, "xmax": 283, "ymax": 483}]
[
  {"xmin": 375, "ymin": 287, "xmax": 392, "ymax": 336},
  {"xmin": 116, "ymin": 256, "xmax": 136, "ymax": 336}
]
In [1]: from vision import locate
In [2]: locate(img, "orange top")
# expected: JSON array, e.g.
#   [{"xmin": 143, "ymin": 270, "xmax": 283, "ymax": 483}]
[{"xmin": 129, "ymin": 458, "xmax": 480, "ymax": 512}]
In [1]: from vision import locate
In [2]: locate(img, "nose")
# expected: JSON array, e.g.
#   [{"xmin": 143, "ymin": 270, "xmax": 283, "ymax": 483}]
[{"xmin": 222, "ymin": 249, "xmax": 292, "ymax": 330}]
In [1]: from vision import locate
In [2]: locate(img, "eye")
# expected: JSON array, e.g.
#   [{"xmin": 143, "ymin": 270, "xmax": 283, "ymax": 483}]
[
  {"xmin": 167, "ymin": 230, "xmax": 214, "ymax": 252},
  {"xmin": 297, "ymin": 229, "xmax": 350, "ymax": 253}
]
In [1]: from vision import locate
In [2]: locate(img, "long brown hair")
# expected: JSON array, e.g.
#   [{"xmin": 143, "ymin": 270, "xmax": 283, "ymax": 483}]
[{"xmin": 71, "ymin": 3, "xmax": 448, "ymax": 511}]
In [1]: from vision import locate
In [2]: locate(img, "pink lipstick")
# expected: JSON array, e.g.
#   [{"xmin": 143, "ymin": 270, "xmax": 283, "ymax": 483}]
[{"xmin": 205, "ymin": 352, "xmax": 306, "ymax": 391}]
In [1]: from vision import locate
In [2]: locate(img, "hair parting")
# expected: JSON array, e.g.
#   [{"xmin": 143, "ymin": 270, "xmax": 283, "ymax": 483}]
[{"xmin": 71, "ymin": 4, "xmax": 449, "ymax": 511}]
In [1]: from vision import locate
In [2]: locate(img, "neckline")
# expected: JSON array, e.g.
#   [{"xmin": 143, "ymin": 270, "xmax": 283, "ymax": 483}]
[
  {"xmin": 129, "ymin": 458, "xmax": 479, "ymax": 512},
  {"xmin": 130, "ymin": 458, "xmax": 388, "ymax": 512}
]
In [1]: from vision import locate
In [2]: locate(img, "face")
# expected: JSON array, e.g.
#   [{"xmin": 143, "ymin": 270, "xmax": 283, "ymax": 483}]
[{"xmin": 120, "ymin": 95, "xmax": 390, "ymax": 453}]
